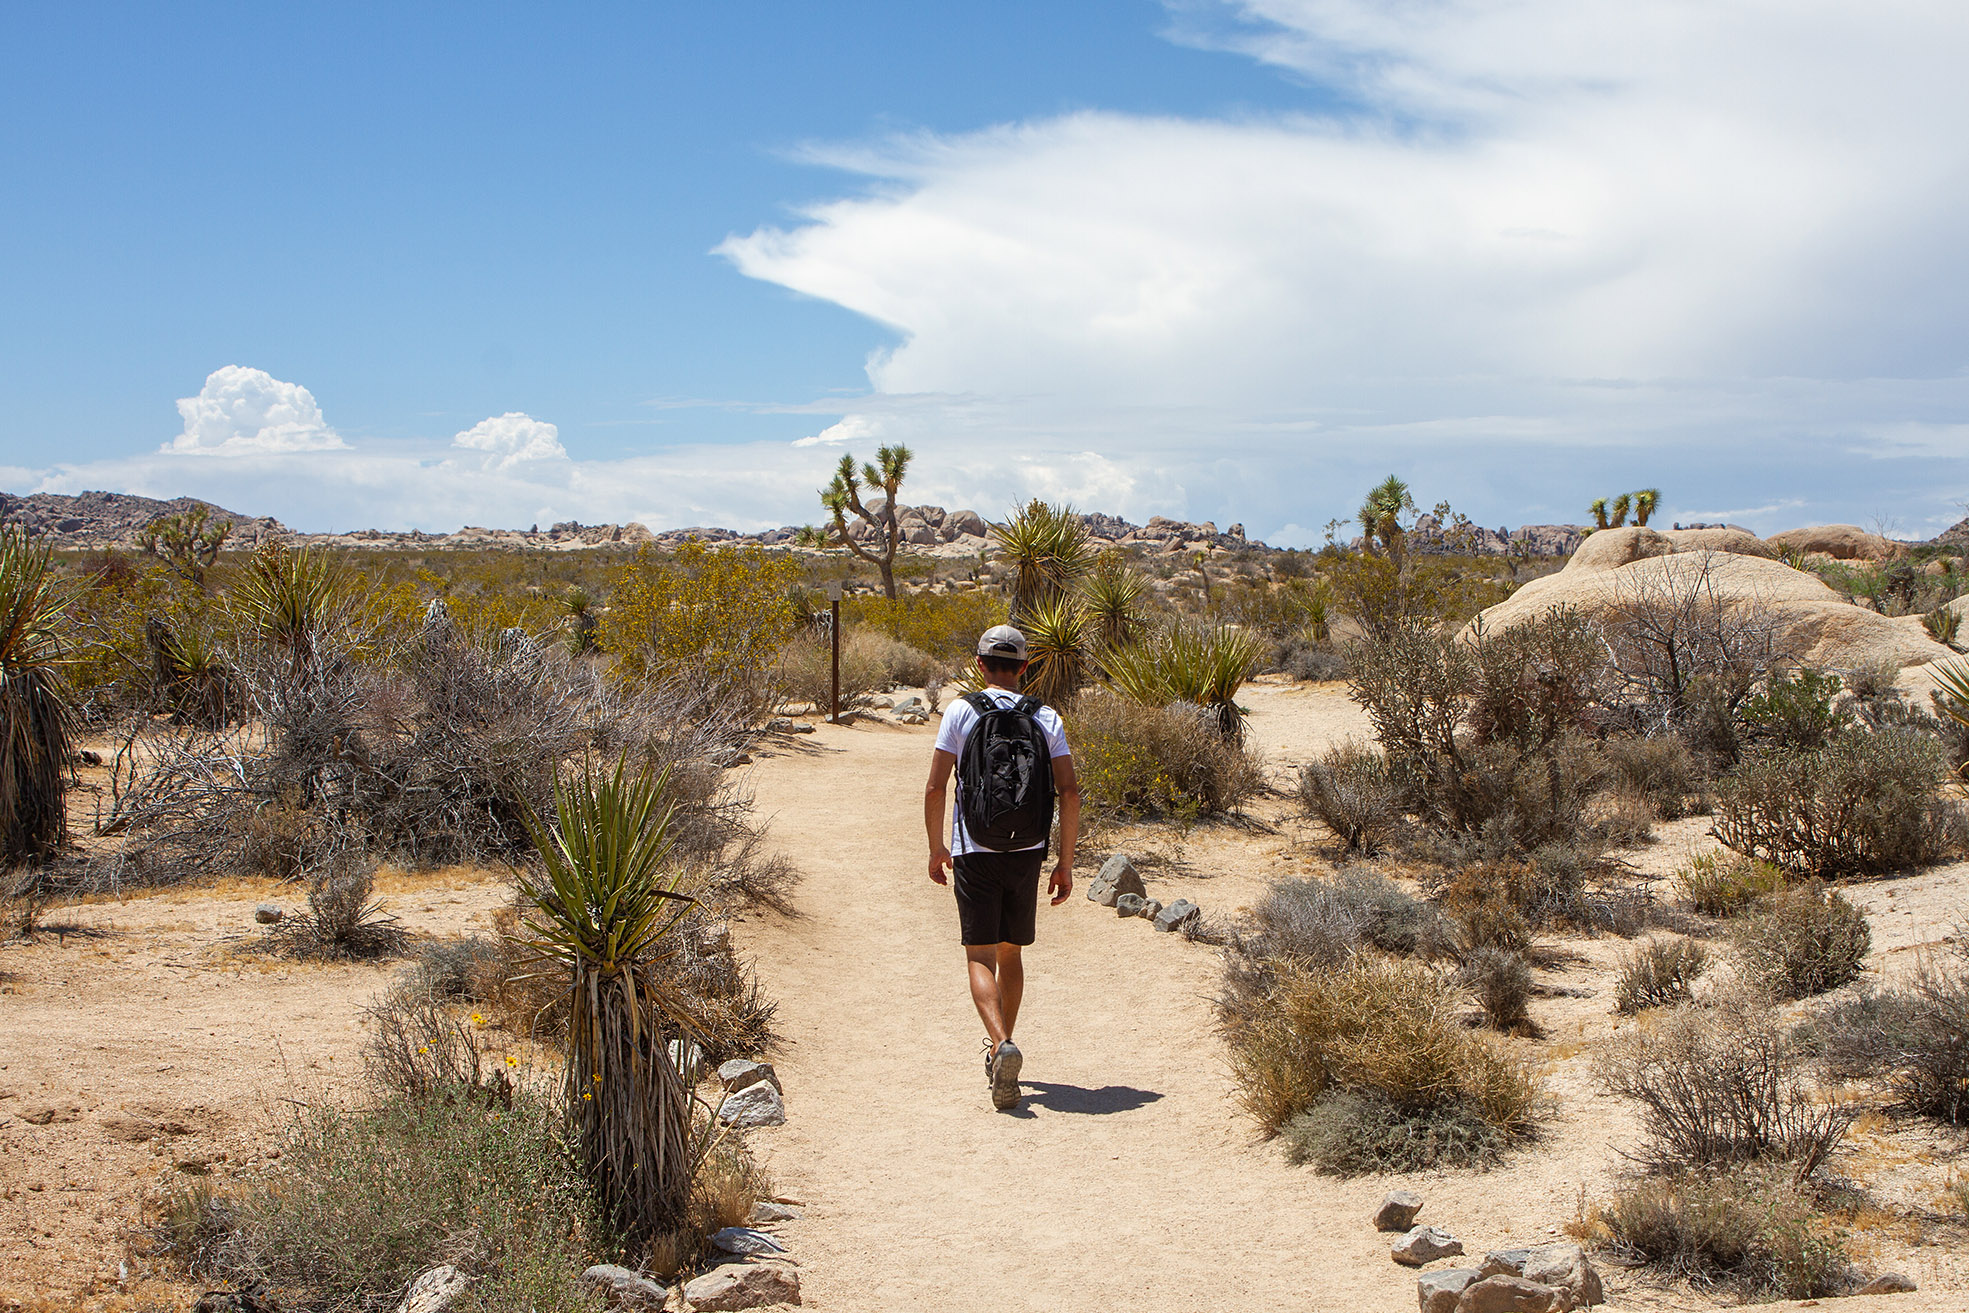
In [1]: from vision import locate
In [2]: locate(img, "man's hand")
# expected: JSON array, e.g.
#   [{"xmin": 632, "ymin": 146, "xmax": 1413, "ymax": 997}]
[
  {"xmin": 928, "ymin": 844, "xmax": 952, "ymax": 886},
  {"xmin": 1048, "ymin": 860, "xmax": 1073, "ymax": 906}
]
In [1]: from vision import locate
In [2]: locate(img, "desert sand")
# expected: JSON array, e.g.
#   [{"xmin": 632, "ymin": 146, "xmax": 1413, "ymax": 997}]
[{"xmin": 1, "ymin": 680, "xmax": 1963, "ymax": 1311}]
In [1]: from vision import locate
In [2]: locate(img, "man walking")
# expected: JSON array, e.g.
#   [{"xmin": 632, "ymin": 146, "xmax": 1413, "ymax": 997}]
[{"xmin": 925, "ymin": 625, "xmax": 1079, "ymax": 1110}]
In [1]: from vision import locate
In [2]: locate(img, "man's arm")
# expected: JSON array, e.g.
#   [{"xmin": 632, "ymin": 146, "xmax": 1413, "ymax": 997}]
[
  {"xmin": 925, "ymin": 749, "xmax": 956, "ymax": 885},
  {"xmin": 1049, "ymin": 754, "xmax": 1079, "ymax": 905}
]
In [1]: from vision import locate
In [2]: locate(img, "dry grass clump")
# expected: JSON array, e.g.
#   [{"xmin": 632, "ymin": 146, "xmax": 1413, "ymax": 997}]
[
  {"xmin": 1458, "ymin": 945, "xmax": 1533, "ymax": 1033},
  {"xmin": 1601, "ymin": 734, "xmax": 1709, "ymax": 820},
  {"xmin": 1890, "ymin": 951, "xmax": 1969, "ymax": 1123},
  {"xmin": 1733, "ymin": 882, "xmax": 1870, "ymax": 1000},
  {"xmin": 144, "ymin": 1085, "xmax": 600, "ymax": 1313},
  {"xmin": 263, "ymin": 848, "xmax": 407, "ymax": 961},
  {"xmin": 1069, "ymin": 687, "xmax": 1263, "ymax": 821},
  {"xmin": 1219, "ymin": 954, "xmax": 1541, "ymax": 1172},
  {"xmin": 1297, "ymin": 743, "xmax": 1401, "ymax": 853},
  {"xmin": 1595, "ymin": 1168, "xmax": 1855, "ymax": 1301},
  {"xmin": 777, "ymin": 627, "xmax": 943, "ymax": 713},
  {"xmin": 1677, "ymin": 851, "xmax": 1786, "ymax": 917},
  {"xmin": 1597, "ymin": 989, "xmax": 1851, "ymax": 1176},
  {"xmin": 1615, "ymin": 936, "xmax": 1711, "ymax": 1014}
]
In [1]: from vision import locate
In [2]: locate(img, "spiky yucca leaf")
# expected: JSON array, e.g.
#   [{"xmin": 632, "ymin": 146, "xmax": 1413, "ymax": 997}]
[
  {"xmin": 1080, "ymin": 551, "xmax": 1147, "ymax": 651},
  {"xmin": 991, "ymin": 500, "xmax": 1092, "ymax": 620},
  {"xmin": 0, "ymin": 529, "xmax": 73, "ymax": 864},
  {"xmin": 1097, "ymin": 621, "xmax": 1262, "ymax": 738},
  {"xmin": 518, "ymin": 757, "xmax": 698, "ymax": 1239},
  {"xmin": 232, "ymin": 539, "xmax": 344, "ymax": 668},
  {"xmin": 1021, "ymin": 594, "xmax": 1091, "ymax": 708}
]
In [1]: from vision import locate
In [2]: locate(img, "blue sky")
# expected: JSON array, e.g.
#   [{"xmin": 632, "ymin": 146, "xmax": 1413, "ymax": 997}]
[{"xmin": 4, "ymin": 2, "xmax": 1967, "ymax": 543}]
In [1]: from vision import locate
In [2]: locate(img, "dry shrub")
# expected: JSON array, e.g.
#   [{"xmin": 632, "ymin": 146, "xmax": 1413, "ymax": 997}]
[
  {"xmin": 1677, "ymin": 850, "xmax": 1785, "ymax": 917},
  {"xmin": 143, "ymin": 1085, "xmax": 599, "ymax": 1313},
  {"xmin": 1069, "ymin": 687, "xmax": 1263, "ymax": 820},
  {"xmin": 1714, "ymin": 727, "xmax": 1968, "ymax": 879},
  {"xmin": 1297, "ymin": 743, "xmax": 1401, "ymax": 853},
  {"xmin": 776, "ymin": 627, "xmax": 937, "ymax": 713},
  {"xmin": 229, "ymin": 795, "xmax": 319, "ymax": 881},
  {"xmin": 1279, "ymin": 1090, "xmax": 1512, "ymax": 1175},
  {"xmin": 1598, "ymin": 1168, "xmax": 1855, "ymax": 1300},
  {"xmin": 264, "ymin": 847, "xmax": 406, "ymax": 960},
  {"xmin": 1602, "ymin": 734, "xmax": 1709, "ymax": 819},
  {"xmin": 1459, "ymin": 945, "xmax": 1533, "ymax": 1032},
  {"xmin": 1597, "ymin": 990, "xmax": 1851, "ymax": 1176},
  {"xmin": 1733, "ymin": 882, "xmax": 1870, "ymax": 1000},
  {"xmin": 1615, "ymin": 936, "xmax": 1711, "ymax": 1014},
  {"xmin": 1218, "ymin": 954, "xmax": 1541, "ymax": 1161},
  {"xmin": 1225, "ymin": 869, "xmax": 1448, "ymax": 985},
  {"xmin": 1793, "ymin": 988, "xmax": 1925, "ymax": 1082},
  {"xmin": 1889, "ymin": 950, "xmax": 1969, "ymax": 1124},
  {"xmin": 363, "ymin": 986, "xmax": 511, "ymax": 1105}
]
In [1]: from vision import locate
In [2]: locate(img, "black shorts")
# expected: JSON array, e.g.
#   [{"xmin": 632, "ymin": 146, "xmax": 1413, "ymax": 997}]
[{"xmin": 953, "ymin": 849, "xmax": 1047, "ymax": 946}]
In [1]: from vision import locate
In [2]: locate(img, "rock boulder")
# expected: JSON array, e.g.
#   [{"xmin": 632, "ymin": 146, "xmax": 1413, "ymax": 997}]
[
  {"xmin": 1376, "ymin": 1189, "xmax": 1425, "ymax": 1232},
  {"xmin": 1393, "ymin": 1225, "xmax": 1465, "ymax": 1267},
  {"xmin": 682, "ymin": 1262, "xmax": 801, "ymax": 1310},
  {"xmin": 1769, "ymin": 524, "xmax": 1904, "ymax": 561}
]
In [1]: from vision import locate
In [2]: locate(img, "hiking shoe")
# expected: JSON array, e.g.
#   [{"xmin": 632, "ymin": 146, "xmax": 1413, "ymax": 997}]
[
  {"xmin": 981, "ymin": 1036, "xmax": 996, "ymax": 1083},
  {"xmin": 989, "ymin": 1040, "xmax": 1023, "ymax": 1110}
]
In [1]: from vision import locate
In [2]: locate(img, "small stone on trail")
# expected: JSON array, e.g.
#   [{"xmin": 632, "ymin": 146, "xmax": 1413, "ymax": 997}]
[
  {"xmin": 396, "ymin": 1265, "xmax": 470, "ymax": 1313},
  {"xmin": 1098, "ymin": 854, "xmax": 1146, "ymax": 901},
  {"xmin": 718, "ymin": 1059, "xmax": 781, "ymax": 1093},
  {"xmin": 711, "ymin": 1226, "xmax": 787, "ymax": 1257},
  {"xmin": 1115, "ymin": 893, "xmax": 1147, "ymax": 918},
  {"xmin": 1376, "ymin": 1189, "xmax": 1424, "ymax": 1231},
  {"xmin": 717, "ymin": 1082, "xmax": 786, "ymax": 1129},
  {"xmin": 1480, "ymin": 1242, "xmax": 1603, "ymax": 1306},
  {"xmin": 1138, "ymin": 898, "xmax": 1163, "ymax": 920},
  {"xmin": 1416, "ymin": 1268, "xmax": 1478, "ymax": 1313},
  {"xmin": 891, "ymin": 695, "xmax": 924, "ymax": 714},
  {"xmin": 749, "ymin": 1200, "xmax": 802, "ymax": 1223},
  {"xmin": 253, "ymin": 904, "xmax": 284, "ymax": 924},
  {"xmin": 1451, "ymin": 1274, "xmax": 1566, "ymax": 1313},
  {"xmin": 1086, "ymin": 877, "xmax": 1118, "ymax": 907},
  {"xmin": 1859, "ymin": 1273, "xmax": 1918, "ymax": 1295},
  {"xmin": 577, "ymin": 1264, "xmax": 667, "ymax": 1309},
  {"xmin": 1152, "ymin": 899, "xmax": 1200, "ymax": 933},
  {"xmin": 1392, "ymin": 1225, "xmax": 1465, "ymax": 1267},
  {"xmin": 682, "ymin": 1262, "xmax": 801, "ymax": 1311}
]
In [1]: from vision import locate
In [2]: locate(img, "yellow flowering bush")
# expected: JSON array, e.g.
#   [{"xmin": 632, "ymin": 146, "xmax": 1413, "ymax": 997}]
[{"xmin": 599, "ymin": 542, "xmax": 801, "ymax": 698}]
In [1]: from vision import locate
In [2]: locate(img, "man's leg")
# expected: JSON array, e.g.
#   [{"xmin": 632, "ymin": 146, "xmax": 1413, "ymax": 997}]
[
  {"xmin": 965, "ymin": 945, "xmax": 1010, "ymax": 1046},
  {"xmin": 996, "ymin": 943, "xmax": 1024, "ymax": 1038}
]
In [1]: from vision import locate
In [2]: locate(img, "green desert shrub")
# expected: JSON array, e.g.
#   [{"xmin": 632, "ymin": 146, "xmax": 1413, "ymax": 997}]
[
  {"xmin": 1279, "ymin": 1090, "xmax": 1513, "ymax": 1176},
  {"xmin": 1713, "ymin": 727, "xmax": 1968, "ymax": 879},
  {"xmin": 1069, "ymin": 687, "xmax": 1262, "ymax": 820},
  {"xmin": 1597, "ymin": 990, "xmax": 1851, "ymax": 1175},
  {"xmin": 1218, "ymin": 954, "xmax": 1541, "ymax": 1166},
  {"xmin": 1099, "ymin": 620, "xmax": 1264, "ymax": 739},
  {"xmin": 1733, "ymin": 883, "xmax": 1871, "ymax": 1000},
  {"xmin": 1615, "ymin": 936, "xmax": 1711, "ymax": 1014},
  {"xmin": 842, "ymin": 589, "xmax": 1008, "ymax": 665},
  {"xmin": 1737, "ymin": 667, "xmax": 1848, "ymax": 752},
  {"xmin": 1598, "ymin": 1169, "xmax": 1855, "ymax": 1301},
  {"xmin": 1677, "ymin": 851, "xmax": 1786, "ymax": 917},
  {"xmin": 1297, "ymin": 742, "xmax": 1402, "ymax": 853}
]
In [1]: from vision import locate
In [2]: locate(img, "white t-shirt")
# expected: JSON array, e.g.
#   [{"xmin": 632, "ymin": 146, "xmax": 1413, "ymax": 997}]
[{"xmin": 934, "ymin": 687, "xmax": 1072, "ymax": 856}]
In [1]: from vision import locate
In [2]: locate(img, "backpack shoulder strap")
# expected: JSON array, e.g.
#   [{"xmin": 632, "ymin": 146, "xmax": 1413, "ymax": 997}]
[
  {"xmin": 962, "ymin": 691, "xmax": 997, "ymax": 716},
  {"xmin": 1012, "ymin": 695, "xmax": 1044, "ymax": 717}
]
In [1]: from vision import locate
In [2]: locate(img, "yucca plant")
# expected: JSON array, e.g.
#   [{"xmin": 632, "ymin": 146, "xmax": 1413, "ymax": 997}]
[
  {"xmin": 1022, "ymin": 594, "xmax": 1092, "ymax": 709},
  {"xmin": 1100, "ymin": 621, "xmax": 1263, "ymax": 738},
  {"xmin": 1936, "ymin": 657, "xmax": 1969, "ymax": 787},
  {"xmin": 232, "ymin": 539, "xmax": 344, "ymax": 670},
  {"xmin": 0, "ymin": 529, "xmax": 74, "ymax": 865},
  {"xmin": 1080, "ymin": 550, "xmax": 1147, "ymax": 651},
  {"xmin": 992, "ymin": 500, "xmax": 1091, "ymax": 621},
  {"xmin": 1924, "ymin": 605, "xmax": 1962, "ymax": 650},
  {"xmin": 517, "ymin": 757, "xmax": 699, "ymax": 1240}
]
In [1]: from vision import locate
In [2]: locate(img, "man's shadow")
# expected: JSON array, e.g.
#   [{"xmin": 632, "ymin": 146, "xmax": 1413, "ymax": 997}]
[{"xmin": 1005, "ymin": 1081, "xmax": 1164, "ymax": 1117}]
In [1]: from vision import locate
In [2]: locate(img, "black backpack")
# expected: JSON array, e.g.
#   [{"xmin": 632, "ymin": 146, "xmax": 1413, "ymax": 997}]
[{"xmin": 957, "ymin": 691, "xmax": 1056, "ymax": 851}]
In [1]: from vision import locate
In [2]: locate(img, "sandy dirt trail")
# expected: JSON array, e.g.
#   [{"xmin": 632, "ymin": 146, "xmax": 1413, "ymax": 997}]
[{"xmin": 742, "ymin": 687, "xmax": 1583, "ymax": 1313}]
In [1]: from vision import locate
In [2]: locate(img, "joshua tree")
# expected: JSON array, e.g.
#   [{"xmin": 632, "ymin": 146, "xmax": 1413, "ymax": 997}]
[
  {"xmin": 519, "ymin": 758, "xmax": 699, "ymax": 1240},
  {"xmin": 813, "ymin": 446, "xmax": 913, "ymax": 599},
  {"xmin": 1609, "ymin": 493, "xmax": 1632, "ymax": 528},
  {"xmin": 1590, "ymin": 498, "xmax": 1611, "ymax": 530},
  {"xmin": 0, "ymin": 529, "xmax": 74, "ymax": 865},
  {"xmin": 1633, "ymin": 489, "xmax": 1660, "ymax": 527},
  {"xmin": 137, "ymin": 505, "xmax": 232, "ymax": 587},
  {"xmin": 1357, "ymin": 475, "xmax": 1414, "ymax": 552},
  {"xmin": 1589, "ymin": 488, "xmax": 1662, "ymax": 532}
]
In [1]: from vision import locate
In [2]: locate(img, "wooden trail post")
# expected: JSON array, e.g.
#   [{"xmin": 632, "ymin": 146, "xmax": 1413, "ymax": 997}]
[{"xmin": 828, "ymin": 581, "xmax": 842, "ymax": 723}]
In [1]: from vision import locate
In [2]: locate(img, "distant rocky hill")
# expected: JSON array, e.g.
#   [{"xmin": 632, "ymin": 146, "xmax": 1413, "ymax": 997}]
[{"xmin": 0, "ymin": 490, "xmax": 287, "ymax": 547}]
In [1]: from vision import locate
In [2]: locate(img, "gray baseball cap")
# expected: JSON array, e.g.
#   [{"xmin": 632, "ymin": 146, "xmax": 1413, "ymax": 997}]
[{"xmin": 975, "ymin": 624, "xmax": 1029, "ymax": 660}]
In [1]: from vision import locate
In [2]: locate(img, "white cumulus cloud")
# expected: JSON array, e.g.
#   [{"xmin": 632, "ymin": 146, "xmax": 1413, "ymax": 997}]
[
  {"xmin": 450, "ymin": 413, "xmax": 569, "ymax": 470},
  {"xmin": 168, "ymin": 365, "xmax": 345, "ymax": 454}
]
